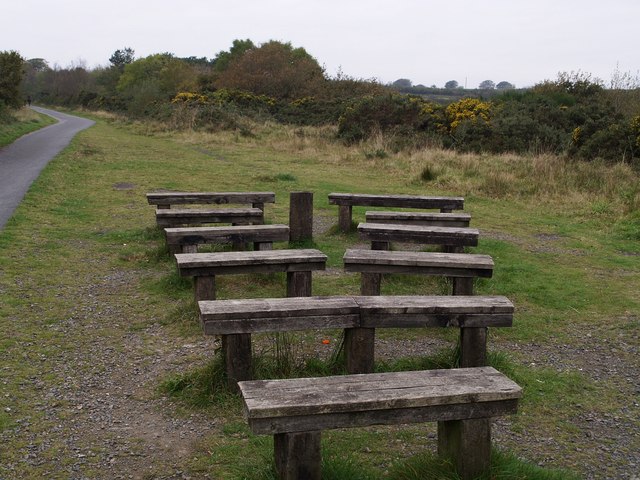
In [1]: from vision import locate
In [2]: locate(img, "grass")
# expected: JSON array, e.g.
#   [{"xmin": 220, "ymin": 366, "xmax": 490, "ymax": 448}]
[
  {"xmin": 0, "ymin": 107, "xmax": 57, "ymax": 146},
  {"xmin": 0, "ymin": 115, "xmax": 638, "ymax": 478}
]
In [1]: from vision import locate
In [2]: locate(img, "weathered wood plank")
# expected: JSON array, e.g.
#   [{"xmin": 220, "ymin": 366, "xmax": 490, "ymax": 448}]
[
  {"xmin": 248, "ymin": 399, "xmax": 519, "ymax": 436},
  {"xmin": 176, "ymin": 249, "xmax": 327, "ymax": 277},
  {"xmin": 147, "ymin": 191, "xmax": 276, "ymax": 206},
  {"xmin": 366, "ymin": 211, "xmax": 471, "ymax": 228},
  {"xmin": 240, "ymin": 367, "xmax": 522, "ymax": 419},
  {"xmin": 199, "ymin": 296, "xmax": 360, "ymax": 334},
  {"xmin": 356, "ymin": 295, "xmax": 513, "ymax": 328},
  {"xmin": 165, "ymin": 224, "xmax": 290, "ymax": 247},
  {"xmin": 156, "ymin": 207, "xmax": 264, "ymax": 227},
  {"xmin": 328, "ymin": 193, "xmax": 464, "ymax": 210},
  {"xmin": 358, "ymin": 223, "xmax": 479, "ymax": 247},
  {"xmin": 343, "ymin": 249, "xmax": 494, "ymax": 277}
]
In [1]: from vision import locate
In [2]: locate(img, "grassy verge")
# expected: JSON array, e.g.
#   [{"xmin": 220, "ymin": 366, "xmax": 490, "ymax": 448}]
[
  {"xmin": 0, "ymin": 115, "xmax": 638, "ymax": 478},
  {"xmin": 0, "ymin": 107, "xmax": 57, "ymax": 146}
]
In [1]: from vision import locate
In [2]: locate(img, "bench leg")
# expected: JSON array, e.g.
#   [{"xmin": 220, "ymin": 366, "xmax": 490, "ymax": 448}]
[
  {"xmin": 255, "ymin": 241, "xmax": 273, "ymax": 251},
  {"xmin": 438, "ymin": 418, "xmax": 491, "ymax": 480},
  {"xmin": 274, "ymin": 431, "xmax": 321, "ymax": 480},
  {"xmin": 460, "ymin": 327, "xmax": 487, "ymax": 368},
  {"xmin": 222, "ymin": 333, "xmax": 252, "ymax": 391},
  {"xmin": 452, "ymin": 276, "xmax": 474, "ymax": 296},
  {"xmin": 338, "ymin": 205, "xmax": 352, "ymax": 233},
  {"xmin": 231, "ymin": 223, "xmax": 248, "ymax": 251},
  {"xmin": 194, "ymin": 276, "xmax": 216, "ymax": 302},
  {"xmin": 345, "ymin": 327, "xmax": 375, "ymax": 374},
  {"xmin": 287, "ymin": 271, "xmax": 312, "ymax": 297},
  {"xmin": 361, "ymin": 272, "xmax": 382, "ymax": 296},
  {"xmin": 371, "ymin": 240, "xmax": 389, "ymax": 251},
  {"xmin": 182, "ymin": 244, "xmax": 198, "ymax": 254}
]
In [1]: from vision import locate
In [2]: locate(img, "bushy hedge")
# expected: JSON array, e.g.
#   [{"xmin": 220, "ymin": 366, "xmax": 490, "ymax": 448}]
[{"xmin": 334, "ymin": 80, "xmax": 640, "ymax": 165}]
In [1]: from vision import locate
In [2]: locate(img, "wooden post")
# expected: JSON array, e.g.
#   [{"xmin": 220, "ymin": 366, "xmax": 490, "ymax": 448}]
[
  {"xmin": 182, "ymin": 244, "xmax": 198, "ymax": 254},
  {"xmin": 338, "ymin": 205, "xmax": 352, "ymax": 233},
  {"xmin": 371, "ymin": 240, "xmax": 389, "ymax": 251},
  {"xmin": 360, "ymin": 272, "xmax": 382, "ymax": 296},
  {"xmin": 252, "ymin": 202, "xmax": 265, "ymax": 211},
  {"xmin": 445, "ymin": 274, "xmax": 490, "ymax": 479},
  {"xmin": 345, "ymin": 270, "xmax": 379, "ymax": 373},
  {"xmin": 452, "ymin": 276, "xmax": 487, "ymax": 367},
  {"xmin": 274, "ymin": 431, "xmax": 322, "ymax": 480},
  {"xmin": 287, "ymin": 271, "xmax": 312, "ymax": 297},
  {"xmin": 437, "ymin": 418, "xmax": 491, "ymax": 480},
  {"xmin": 194, "ymin": 276, "xmax": 215, "ymax": 302},
  {"xmin": 289, "ymin": 192, "xmax": 313, "ymax": 242},
  {"xmin": 223, "ymin": 334, "xmax": 252, "ymax": 392},
  {"xmin": 255, "ymin": 241, "xmax": 273, "ymax": 251}
]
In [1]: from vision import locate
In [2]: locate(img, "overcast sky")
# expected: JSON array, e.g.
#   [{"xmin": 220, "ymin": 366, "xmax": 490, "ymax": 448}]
[{"xmin": 4, "ymin": 0, "xmax": 639, "ymax": 89}]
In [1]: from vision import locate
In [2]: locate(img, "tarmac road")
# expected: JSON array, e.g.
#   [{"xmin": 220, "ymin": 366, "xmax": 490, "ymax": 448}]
[{"xmin": 0, "ymin": 107, "xmax": 94, "ymax": 229}]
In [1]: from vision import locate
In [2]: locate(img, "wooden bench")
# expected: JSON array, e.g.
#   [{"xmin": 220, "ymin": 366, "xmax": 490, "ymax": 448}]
[
  {"xmin": 366, "ymin": 211, "xmax": 471, "ymax": 228},
  {"xmin": 199, "ymin": 295, "xmax": 513, "ymax": 384},
  {"xmin": 199, "ymin": 296, "xmax": 360, "ymax": 387},
  {"xmin": 239, "ymin": 367, "xmax": 522, "ymax": 480},
  {"xmin": 343, "ymin": 249, "xmax": 494, "ymax": 296},
  {"xmin": 176, "ymin": 249, "xmax": 327, "ymax": 302},
  {"xmin": 328, "ymin": 193, "xmax": 464, "ymax": 232},
  {"xmin": 358, "ymin": 222, "xmax": 479, "ymax": 253},
  {"xmin": 147, "ymin": 191, "xmax": 275, "ymax": 210},
  {"xmin": 343, "ymin": 249, "xmax": 495, "ymax": 371},
  {"xmin": 164, "ymin": 224, "xmax": 290, "ymax": 254},
  {"xmin": 352, "ymin": 294, "xmax": 511, "ymax": 373},
  {"xmin": 155, "ymin": 207, "xmax": 264, "ymax": 228}
]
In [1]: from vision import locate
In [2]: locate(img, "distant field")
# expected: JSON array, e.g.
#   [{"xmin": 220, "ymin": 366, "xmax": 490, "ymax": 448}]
[{"xmin": 0, "ymin": 114, "xmax": 637, "ymax": 479}]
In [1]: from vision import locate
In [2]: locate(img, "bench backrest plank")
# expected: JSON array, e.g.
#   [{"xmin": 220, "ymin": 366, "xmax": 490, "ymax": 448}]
[
  {"xmin": 365, "ymin": 211, "xmax": 471, "ymax": 228},
  {"xmin": 329, "ymin": 193, "xmax": 464, "ymax": 210},
  {"xmin": 240, "ymin": 367, "xmax": 522, "ymax": 434},
  {"xmin": 358, "ymin": 223, "xmax": 479, "ymax": 246},
  {"xmin": 147, "ymin": 191, "xmax": 276, "ymax": 206},
  {"xmin": 343, "ymin": 249, "xmax": 494, "ymax": 277},
  {"xmin": 176, "ymin": 249, "xmax": 327, "ymax": 276},
  {"xmin": 165, "ymin": 224, "xmax": 289, "ymax": 246}
]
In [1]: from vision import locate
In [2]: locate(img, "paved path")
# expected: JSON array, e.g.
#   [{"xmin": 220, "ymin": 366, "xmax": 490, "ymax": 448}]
[{"xmin": 0, "ymin": 107, "xmax": 94, "ymax": 229}]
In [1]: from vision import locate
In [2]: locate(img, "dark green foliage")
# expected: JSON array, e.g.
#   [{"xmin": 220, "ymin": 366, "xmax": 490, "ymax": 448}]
[
  {"xmin": 337, "ymin": 94, "xmax": 442, "ymax": 144},
  {"xmin": 0, "ymin": 50, "xmax": 25, "ymax": 110}
]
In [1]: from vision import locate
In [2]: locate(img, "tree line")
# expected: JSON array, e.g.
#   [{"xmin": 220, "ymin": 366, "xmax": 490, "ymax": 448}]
[{"xmin": 1, "ymin": 43, "xmax": 639, "ymax": 165}]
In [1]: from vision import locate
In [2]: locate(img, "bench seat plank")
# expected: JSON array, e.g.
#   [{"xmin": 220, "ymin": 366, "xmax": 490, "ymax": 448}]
[
  {"xmin": 343, "ymin": 249, "xmax": 494, "ymax": 277},
  {"xmin": 366, "ymin": 211, "xmax": 471, "ymax": 228},
  {"xmin": 199, "ymin": 296, "xmax": 360, "ymax": 334},
  {"xmin": 356, "ymin": 295, "xmax": 513, "ymax": 328},
  {"xmin": 147, "ymin": 191, "xmax": 275, "ymax": 206},
  {"xmin": 358, "ymin": 223, "xmax": 479, "ymax": 247},
  {"xmin": 156, "ymin": 207, "xmax": 264, "ymax": 227},
  {"xmin": 329, "ymin": 193, "xmax": 464, "ymax": 210},
  {"xmin": 240, "ymin": 367, "xmax": 521, "ymax": 434},
  {"xmin": 165, "ymin": 224, "xmax": 290, "ymax": 246},
  {"xmin": 176, "ymin": 249, "xmax": 328, "ymax": 277}
]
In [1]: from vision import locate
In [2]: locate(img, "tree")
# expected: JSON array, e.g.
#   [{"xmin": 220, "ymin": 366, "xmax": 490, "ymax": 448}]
[
  {"xmin": 478, "ymin": 80, "xmax": 495, "ymax": 90},
  {"xmin": 215, "ymin": 41, "xmax": 326, "ymax": 99},
  {"xmin": 0, "ymin": 50, "xmax": 25, "ymax": 109},
  {"xmin": 496, "ymin": 81, "xmax": 515, "ymax": 90},
  {"xmin": 445, "ymin": 80, "xmax": 459, "ymax": 89},
  {"xmin": 212, "ymin": 39, "xmax": 255, "ymax": 73},
  {"xmin": 109, "ymin": 48, "xmax": 135, "ymax": 69},
  {"xmin": 392, "ymin": 78, "xmax": 412, "ymax": 89}
]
